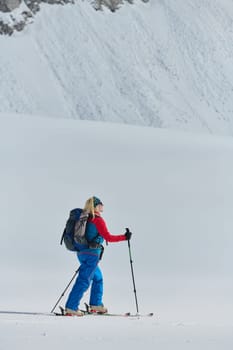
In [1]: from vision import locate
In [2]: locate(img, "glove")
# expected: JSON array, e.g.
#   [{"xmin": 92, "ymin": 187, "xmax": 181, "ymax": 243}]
[{"xmin": 125, "ymin": 228, "xmax": 132, "ymax": 241}]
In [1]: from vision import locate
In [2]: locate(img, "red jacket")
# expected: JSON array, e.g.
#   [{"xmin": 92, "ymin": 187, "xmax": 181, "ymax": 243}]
[{"xmin": 89, "ymin": 213, "xmax": 126, "ymax": 243}]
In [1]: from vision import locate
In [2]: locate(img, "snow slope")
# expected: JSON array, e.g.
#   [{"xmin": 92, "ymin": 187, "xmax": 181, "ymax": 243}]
[
  {"xmin": 1, "ymin": 113, "xmax": 233, "ymax": 349},
  {"xmin": 1, "ymin": 0, "xmax": 233, "ymax": 135}
]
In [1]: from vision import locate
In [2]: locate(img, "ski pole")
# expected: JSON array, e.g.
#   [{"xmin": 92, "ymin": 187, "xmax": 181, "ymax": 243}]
[
  {"xmin": 126, "ymin": 229, "xmax": 139, "ymax": 315},
  {"xmin": 50, "ymin": 267, "xmax": 80, "ymax": 313}
]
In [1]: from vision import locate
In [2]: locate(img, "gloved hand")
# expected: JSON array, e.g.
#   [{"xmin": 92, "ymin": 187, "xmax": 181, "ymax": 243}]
[{"xmin": 125, "ymin": 228, "xmax": 132, "ymax": 240}]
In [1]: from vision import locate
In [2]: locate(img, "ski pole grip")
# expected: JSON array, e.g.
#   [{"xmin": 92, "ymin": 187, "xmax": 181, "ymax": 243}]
[{"xmin": 125, "ymin": 228, "xmax": 132, "ymax": 241}]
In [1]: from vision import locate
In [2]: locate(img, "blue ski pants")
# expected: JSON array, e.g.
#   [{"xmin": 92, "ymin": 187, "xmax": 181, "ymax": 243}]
[{"xmin": 65, "ymin": 252, "xmax": 103, "ymax": 311}]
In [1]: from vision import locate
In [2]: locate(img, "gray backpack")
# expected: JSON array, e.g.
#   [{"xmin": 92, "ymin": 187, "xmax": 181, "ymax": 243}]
[{"xmin": 60, "ymin": 208, "xmax": 89, "ymax": 251}]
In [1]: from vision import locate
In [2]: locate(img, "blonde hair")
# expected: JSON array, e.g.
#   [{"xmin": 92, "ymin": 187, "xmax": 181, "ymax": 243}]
[{"xmin": 83, "ymin": 197, "xmax": 95, "ymax": 217}]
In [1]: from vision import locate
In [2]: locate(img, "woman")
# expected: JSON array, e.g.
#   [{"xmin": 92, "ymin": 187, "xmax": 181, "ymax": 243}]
[{"xmin": 65, "ymin": 196, "xmax": 132, "ymax": 316}]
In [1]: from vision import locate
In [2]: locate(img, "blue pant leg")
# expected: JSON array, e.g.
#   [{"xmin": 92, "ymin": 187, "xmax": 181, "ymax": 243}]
[
  {"xmin": 65, "ymin": 253, "xmax": 99, "ymax": 311},
  {"xmin": 89, "ymin": 265, "xmax": 103, "ymax": 306}
]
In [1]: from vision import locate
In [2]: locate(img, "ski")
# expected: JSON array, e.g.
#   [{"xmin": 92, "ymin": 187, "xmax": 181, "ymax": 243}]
[
  {"xmin": 58, "ymin": 312, "xmax": 153, "ymax": 317},
  {"xmin": 59, "ymin": 305, "xmax": 154, "ymax": 318},
  {"xmin": 58, "ymin": 306, "xmax": 131, "ymax": 317},
  {"xmin": 59, "ymin": 306, "xmax": 153, "ymax": 317}
]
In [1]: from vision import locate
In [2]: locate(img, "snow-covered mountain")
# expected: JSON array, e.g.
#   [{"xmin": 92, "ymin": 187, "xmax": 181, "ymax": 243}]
[{"xmin": 1, "ymin": 0, "xmax": 233, "ymax": 135}]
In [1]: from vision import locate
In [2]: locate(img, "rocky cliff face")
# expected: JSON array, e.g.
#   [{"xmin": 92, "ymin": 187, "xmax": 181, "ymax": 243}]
[
  {"xmin": 0, "ymin": 0, "xmax": 149, "ymax": 35},
  {"xmin": 0, "ymin": 0, "xmax": 75, "ymax": 35},
  {"xmin": 0, "ymin": 0, "xmax": 21, "ymax": 12}
]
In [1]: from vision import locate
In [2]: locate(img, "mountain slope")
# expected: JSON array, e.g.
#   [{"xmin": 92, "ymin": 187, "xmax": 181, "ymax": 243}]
[{"xmin": 1, "ymin": 0, "xmax": 233, "ymax": 135}]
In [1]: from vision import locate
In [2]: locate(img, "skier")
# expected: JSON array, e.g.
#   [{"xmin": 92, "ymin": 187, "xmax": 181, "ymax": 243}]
[{"xmin": 65, "ymin": 196, "xmax": 132, "ymax": 316}]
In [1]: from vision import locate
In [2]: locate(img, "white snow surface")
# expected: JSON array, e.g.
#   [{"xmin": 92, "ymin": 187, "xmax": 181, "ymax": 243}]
[
  {"xmin": 1, "ymin": 0, "xmax": 233, "ymax": 348},
  {"xmin": 1, "ymin": 0, "xmax": 233, "ymax": 135},
  {"xmin": 1, "ymin": 113, "xmax": 233, "ymax": 349}
]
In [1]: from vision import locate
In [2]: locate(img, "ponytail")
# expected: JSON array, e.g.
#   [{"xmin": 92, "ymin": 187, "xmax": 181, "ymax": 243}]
[{"xmin": 83, "ymin": 197, "xmax": 95, "ymax": 217}]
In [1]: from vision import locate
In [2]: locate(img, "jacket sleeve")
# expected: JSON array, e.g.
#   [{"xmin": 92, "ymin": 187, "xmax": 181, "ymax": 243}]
[{"xmin": 94, "ymin": 217, "xmax": 126, "ymax": 243}]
